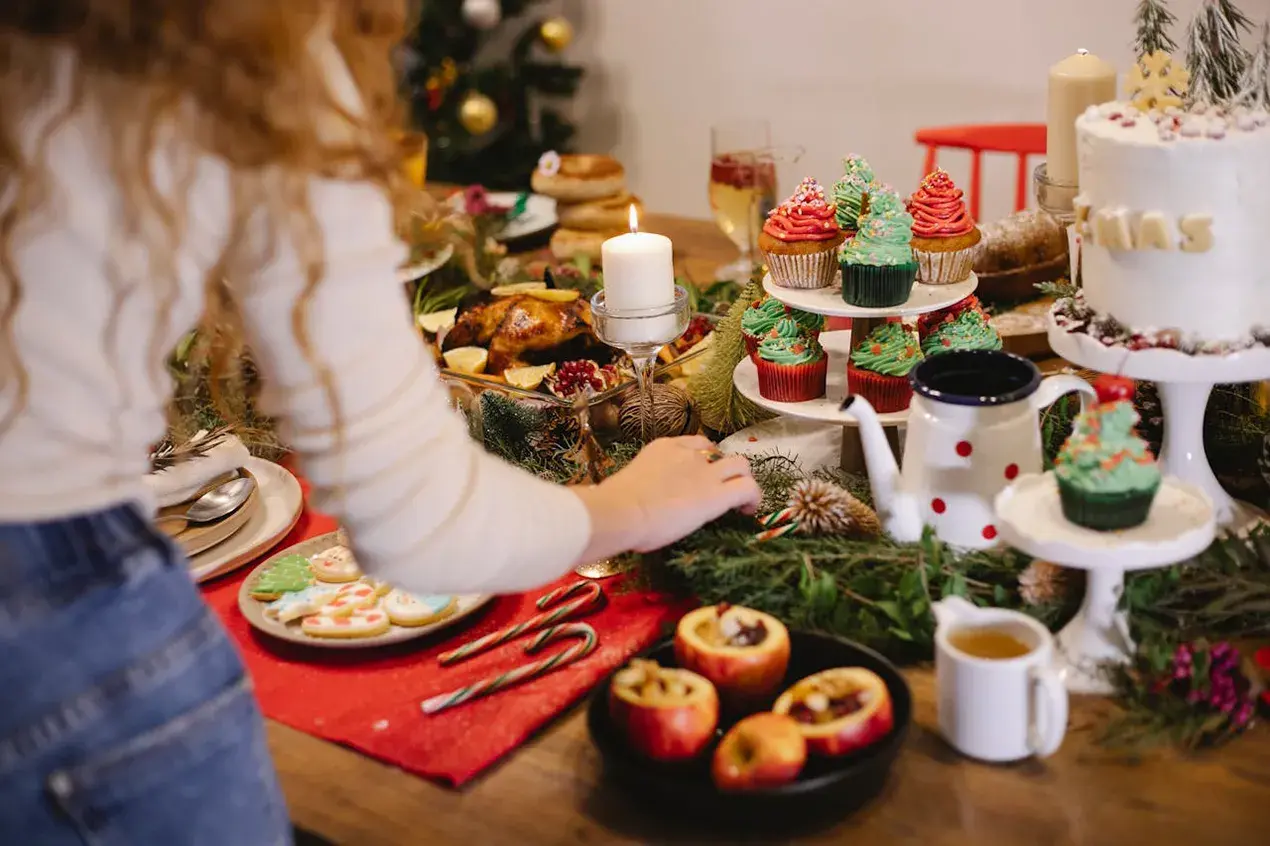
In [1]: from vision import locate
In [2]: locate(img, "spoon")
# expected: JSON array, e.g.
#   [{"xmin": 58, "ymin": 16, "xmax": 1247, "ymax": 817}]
[{"xmin": 155, "ymin": 476, "xmax": 256, "ymax": 529}]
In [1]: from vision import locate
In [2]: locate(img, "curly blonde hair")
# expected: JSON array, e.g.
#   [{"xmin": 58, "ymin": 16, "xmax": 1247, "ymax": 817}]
[{"xmin": 0, "ymin": 0, "xmax": 417, "ymax": 438}]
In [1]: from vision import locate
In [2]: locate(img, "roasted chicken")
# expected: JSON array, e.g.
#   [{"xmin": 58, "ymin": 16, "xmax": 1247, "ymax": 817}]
[{"xmin": 442, "ymin": 294, "xmax": 602, "ymax": 374}]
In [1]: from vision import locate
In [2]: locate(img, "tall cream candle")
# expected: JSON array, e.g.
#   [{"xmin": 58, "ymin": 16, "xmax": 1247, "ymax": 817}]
[{"xmin": 1046, "ymin": 50, "xmax": 1117, "ymax": 186}]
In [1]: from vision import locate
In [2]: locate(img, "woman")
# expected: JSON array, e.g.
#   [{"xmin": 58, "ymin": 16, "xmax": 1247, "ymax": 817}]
[{"xmin": 0, "ymin": 3, "xmax": 759, "ymax": 843}]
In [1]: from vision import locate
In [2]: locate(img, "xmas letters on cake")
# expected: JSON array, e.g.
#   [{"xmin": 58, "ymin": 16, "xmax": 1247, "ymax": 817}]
[{"xmin": 1073, "ymin": 198, "xmax": 1213, "ymax": 254}]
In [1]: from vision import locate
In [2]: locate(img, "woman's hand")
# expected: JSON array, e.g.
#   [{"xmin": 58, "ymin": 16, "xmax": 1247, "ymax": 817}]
[{"xmin": 572, "ymin": 436, "xmax": 760, "ymax": 565}]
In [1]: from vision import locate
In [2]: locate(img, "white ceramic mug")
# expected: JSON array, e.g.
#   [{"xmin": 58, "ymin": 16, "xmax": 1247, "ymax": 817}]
[{"xmin": 934, "ymin": 600, "xmax": 1068, "ymax": 762}]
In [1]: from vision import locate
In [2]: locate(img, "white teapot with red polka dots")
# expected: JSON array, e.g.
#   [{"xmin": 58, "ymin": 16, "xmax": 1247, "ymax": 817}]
[{"xmin": 842, "ymin": 351, "xmax": 1093, "ymax": 549}]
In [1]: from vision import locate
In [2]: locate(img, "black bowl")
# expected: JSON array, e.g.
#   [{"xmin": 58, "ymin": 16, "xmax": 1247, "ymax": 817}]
[{"xmin": 586, "ymin": 631, "xmax": 911, "ymax": 824}]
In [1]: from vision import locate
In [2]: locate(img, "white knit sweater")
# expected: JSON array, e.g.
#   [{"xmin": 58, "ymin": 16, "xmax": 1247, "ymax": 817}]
[{"xmin": 0, "ymin": 45, "xmax": 590, "ymax": 595}]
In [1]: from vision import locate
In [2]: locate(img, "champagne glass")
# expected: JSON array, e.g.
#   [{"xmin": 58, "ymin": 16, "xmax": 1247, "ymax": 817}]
[{"xmin": 708, "ymin": 121, "xmax": 802, "ymax": 281}]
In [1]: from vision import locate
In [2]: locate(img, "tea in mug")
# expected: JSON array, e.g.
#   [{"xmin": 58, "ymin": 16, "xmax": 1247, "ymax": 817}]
[{"xmin": 948, "ymin": 626, "xmax": 1033, "ymax": 660}]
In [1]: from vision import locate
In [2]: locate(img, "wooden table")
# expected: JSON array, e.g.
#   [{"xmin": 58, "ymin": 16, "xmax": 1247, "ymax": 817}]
[{"xmin": 269, "ymin": 214, "xmax": 1270, "ymax": 845}]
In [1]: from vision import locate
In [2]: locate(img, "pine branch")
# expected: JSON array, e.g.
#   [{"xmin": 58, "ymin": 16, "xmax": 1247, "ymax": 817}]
[
  {"xmin": 1236, "ymin": 22, "xmax": 1270, "ymax": 109},
  {"xmin": 1185, "ymin": 0, "xmax": 1254, "ymax": 104},
  {"xmin": 1134, "ymin": 0, "xmax": 1179, "ymax": 56}
]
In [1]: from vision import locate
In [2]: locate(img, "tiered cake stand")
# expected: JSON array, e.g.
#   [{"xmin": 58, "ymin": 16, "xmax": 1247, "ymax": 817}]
[
  {"xmin": 732, "ymin": 273, "xmax": 978, "ymax": 470},
  {"xmin": 1048, "ymin": 321, "xmax": 1270, "ymax": 531},
  {"xmin": 995, "ymin": 472, "xmax": 1216, "ymax": 694}
]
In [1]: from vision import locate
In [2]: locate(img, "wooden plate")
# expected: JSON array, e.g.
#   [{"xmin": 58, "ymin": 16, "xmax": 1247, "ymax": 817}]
[
  {"xmin": 973, "ymin": 255, "xmax": 1068, "ymax": 303},
  {"xmin": 236, "ymin": 531, "xmax": 493, "ymax": 650},
  {"xmin": 188, "ymin": 458, "xmax": 304, "ymax": 584},
  {"xmin": 168, "ymin": 470, "xmax": 260, "ymax": 557}
]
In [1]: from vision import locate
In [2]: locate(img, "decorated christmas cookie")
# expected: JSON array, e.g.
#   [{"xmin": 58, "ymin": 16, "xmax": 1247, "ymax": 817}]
[
  {"xmin": 265, "ymin": 584, "xmax": 340, "ymax": 623},
  {"xmin": 384, "ymin": 590, "xmax": 457, "ymax": 628},
  {"xmin": 316, "ymin": 579, "xmax": 389, "ymax": 618},
  {"xmin": 310, "ymin": 545, "xmax": 361, "ymax": 583},
  {"xmin": 250, "ymin": 554, "xmax": 314, "ymax": 600},
  {"xmin": 301, "ymin": 608, "xmax": 392, "ymax": 639}
]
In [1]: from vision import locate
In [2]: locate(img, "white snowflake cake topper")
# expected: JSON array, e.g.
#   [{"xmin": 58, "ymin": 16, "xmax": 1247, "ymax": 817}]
[
  {"xmin": 1126, "ymin": 51, "xmax": 1190, "ymax": 111},
  {"xmin": 537, "ymin": 150, "xmax": 561, "ymax": 177}
]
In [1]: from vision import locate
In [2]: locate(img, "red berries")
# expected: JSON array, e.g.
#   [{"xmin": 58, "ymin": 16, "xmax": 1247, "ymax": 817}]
[{"xmin": 1093, "ymin": 374, "xmax": 1135, "ymax": 404}]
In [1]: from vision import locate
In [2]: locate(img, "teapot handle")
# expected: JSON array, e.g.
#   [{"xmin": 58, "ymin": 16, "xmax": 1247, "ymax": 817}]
[{"xmin": 1031, "ymin": 374, "xmax": 1096, "ymax": 414}]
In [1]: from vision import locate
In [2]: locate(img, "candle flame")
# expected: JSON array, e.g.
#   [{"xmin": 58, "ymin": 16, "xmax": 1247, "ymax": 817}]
[{"xmin": 628, "ymin": 204, "xmax": 639, "ymax": 234}]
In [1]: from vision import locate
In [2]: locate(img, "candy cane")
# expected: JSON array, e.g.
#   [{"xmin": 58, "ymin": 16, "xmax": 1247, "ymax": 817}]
[
  {"xmin": 754, "ymin": 521, "xmax": 799, "ymax": 542},
  {"xmin": 760, "ymin": 507, "xmax": 798, "ymax": 529},
  {"xmin": 438, "ymin": 581, "xmax": 603, "ymax": 665},
  {"xmin": 422, "ymin": 623, "xmax": 598, "ymax": 715}
]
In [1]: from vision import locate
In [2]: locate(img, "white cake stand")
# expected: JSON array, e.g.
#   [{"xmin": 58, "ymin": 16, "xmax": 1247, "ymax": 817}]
[
  {"xmin": 744, "ymin": 274, "xmax": 977, "ymax": 470},
  {"xmin": 1049, "ymin": 319, "xmax": 1270, "ymax": 531},
  {"xmin": 995, "ymin": 472, "xmax": 1216, "ymax": 694}
]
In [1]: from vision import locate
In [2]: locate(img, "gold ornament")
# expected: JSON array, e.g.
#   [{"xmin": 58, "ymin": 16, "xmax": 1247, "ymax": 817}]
[
  {"xmin": 618, "ymin": 383, "xmax": 699, "ymax": 441},
  {"xmin": 785, "ymin": 479, "xmax": 880, "ymax": 538},
  {"xmin": 1125, "ymin": 51, "xmax": 1189, "ymax": 111},
  {"xmin": 539, "ymin": 17, "xmax": 574, "ymax": 52},
  {"xmin": 458, "ymin": 92, "xmax": 498, "ymax": 135}
]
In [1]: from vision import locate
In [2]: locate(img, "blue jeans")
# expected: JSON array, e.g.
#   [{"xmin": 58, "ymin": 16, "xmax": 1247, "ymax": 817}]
[{"xmin": 0, "ymin": 505, "xmax": 291, "ymax": 846}]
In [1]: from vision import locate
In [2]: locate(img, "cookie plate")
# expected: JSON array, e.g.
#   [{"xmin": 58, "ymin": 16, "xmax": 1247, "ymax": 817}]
[{"xmin": 237, "ymin": 531, "xmax": 493, "ymax": 650}]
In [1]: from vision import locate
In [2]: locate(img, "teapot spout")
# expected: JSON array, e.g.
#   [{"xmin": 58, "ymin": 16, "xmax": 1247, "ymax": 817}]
[
  {"xmin": 932, "ymin": 596, "xmax": 981, "ymax": 630},
  {"xmin": 840, "ymin": 396, "xmax": 921, "ymax": 542}
]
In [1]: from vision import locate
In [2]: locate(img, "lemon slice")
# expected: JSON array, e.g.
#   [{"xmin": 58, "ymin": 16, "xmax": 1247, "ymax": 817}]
[
  {"xmin": 491, "ymin": 282, "xmax": 548, "ymax": 297},
  {"xmin": 442, "ymin": 347, "xmax": 489, "ymax": 374},
  {"xmin": 526, "ymin": 288, "xmax": 580, "ymax": 303},
  {"xmin": 416, "ymin": 308, "xmax": 457, "ymax": 334},
  {"xmin": 503, "ymin": 363, "xmax": 556, "ymax": 390}
]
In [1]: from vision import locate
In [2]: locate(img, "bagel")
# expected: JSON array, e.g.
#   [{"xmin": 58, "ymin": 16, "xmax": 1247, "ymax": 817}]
[
  {"xmin": 557, "ymin": 192, "xmax": 644, "ymax": 232},
  {"xmin": 550, "ymin": 227, "xmax": 623, "ymax": 262},
  {"xmin": 532, "ymin": 154, "xmax": 626, "ymax": 202}
]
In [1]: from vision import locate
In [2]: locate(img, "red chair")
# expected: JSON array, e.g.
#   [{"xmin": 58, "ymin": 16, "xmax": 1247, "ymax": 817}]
[{"xmin": 913, "ymin": 124, "xmax": 1046, "ymax": 221}]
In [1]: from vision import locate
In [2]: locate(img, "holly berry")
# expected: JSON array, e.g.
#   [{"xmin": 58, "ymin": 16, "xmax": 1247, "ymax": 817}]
[{"xmin": 1093, "ymin": 374, "xmax": 1135, "ymax": 404}]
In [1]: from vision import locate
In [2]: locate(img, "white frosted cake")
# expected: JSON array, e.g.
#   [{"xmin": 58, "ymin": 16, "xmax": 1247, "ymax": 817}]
[{"xmin": 1072, "ymin": 101, "xmax": 1270, "ymax": 344}]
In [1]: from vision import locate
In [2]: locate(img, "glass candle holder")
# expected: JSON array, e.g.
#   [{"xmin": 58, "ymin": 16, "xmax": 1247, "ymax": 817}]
[
  {"xmin": 1033, "ymin": 163, "xmax": 1078, "ymax": 225},
  {"xmin": 590, "ymin": 286, "xmax": 691, "ymax": 445}
]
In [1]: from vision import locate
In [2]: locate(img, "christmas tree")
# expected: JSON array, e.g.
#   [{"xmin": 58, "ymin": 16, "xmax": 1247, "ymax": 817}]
[
  {"xmin": 1133, "ymin": 0, "xmax": 1178, "ymax": 57},
  {"xmin": 1184, "ymin": 0, "xmax": 1254, "ymax": 104},
  {"xmin": 400, "ymin": 0, "xmax": 583, "ymax": 189},
  {"xmin": 1238, "ymin": 22, "xmax": 1270, "ymax": 109}
]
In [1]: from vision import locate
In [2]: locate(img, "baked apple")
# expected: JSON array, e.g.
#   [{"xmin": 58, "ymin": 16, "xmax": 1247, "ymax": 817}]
[
  {"xmin": 608, "ymin": 659, "xmax": 719, "ymax": 762},
  {"xmin": 674, "ymin": 604, "xmax": 791, "ymax": 709},
  {"xmin": 772, "ymin": 667, "xmax": 894, "ymax": 757},
  {"xmin": 711, "ymin": 713, "xmax": 807, "ymax": 791}
]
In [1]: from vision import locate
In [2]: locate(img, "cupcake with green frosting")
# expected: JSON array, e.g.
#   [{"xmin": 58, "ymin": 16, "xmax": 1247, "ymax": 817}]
[
  {"xmin": 846, "ymin": 322, "xmax": 923, "ymax": 412},
  {"xmin": 756, "ymin": 327, "xmax": 828, "ymax": 403},
  {"xmin": 741, "ymin": 296, "xmax": 788, "ymax": 361},
  {"xmin": 786, "ymin": 307, "xmax": 825, "ymax": 339},
  {"xmin": 920, "ymin": 307, "xmax": 1002, "ymax": 358},
  {"xmin": 1054, "ymin": 377, "xmax": 1161, "ymax": 530},
  {"xmin": 838, "ymin": 183, "xmax": 919, "ymax": 308},
  {"xmin": 831, "ymin": 154, "xmax": 876, "ymax": 233}
]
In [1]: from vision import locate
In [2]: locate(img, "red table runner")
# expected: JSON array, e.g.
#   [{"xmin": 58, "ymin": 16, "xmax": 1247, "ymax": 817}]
[{"xmin": 199, "ymin": 487, "xmax": 689, "ymax": 786}]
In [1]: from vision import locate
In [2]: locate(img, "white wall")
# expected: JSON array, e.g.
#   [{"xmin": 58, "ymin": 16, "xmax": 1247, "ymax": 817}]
[{"xmin": 537, "ymin": 0, "xmax": 1267, "ymax": 224}]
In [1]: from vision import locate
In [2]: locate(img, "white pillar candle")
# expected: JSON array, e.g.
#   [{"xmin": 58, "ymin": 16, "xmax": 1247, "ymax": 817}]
[
  {"xmin": 1046, "ymin": 49, "xmax": 1116, "ymax": 186},
  {"xmin": 600, "ymin": 206, "xmax": 678, "ymax": 345}
]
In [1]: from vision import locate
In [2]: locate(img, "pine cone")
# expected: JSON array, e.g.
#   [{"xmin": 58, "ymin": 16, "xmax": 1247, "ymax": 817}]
[
  {"xmin": 786, "ymin": 479, "xmax": 881, "ymax": 538},
  {"xmin": 1018, "ymin": 560, "xmax": 1068, "ymax": 606}
]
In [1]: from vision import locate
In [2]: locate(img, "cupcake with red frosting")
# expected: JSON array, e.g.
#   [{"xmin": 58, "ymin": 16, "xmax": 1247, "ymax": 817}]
[
  {"xmin": 759, "ymin": 177, "xmax": 847, "ymax": 289},
  {"xmin": 906, "ymin": 169, "xmax": 982, "ymax": 284},
  {"xmin": 916, "ymin": 294, "xmax": 985, "ymax": 340}
]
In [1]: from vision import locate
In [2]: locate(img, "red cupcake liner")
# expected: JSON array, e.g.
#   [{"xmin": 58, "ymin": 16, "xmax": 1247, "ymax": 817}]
[
  {"xmin": 744, "ymin": 332, "xmax": 761, "ymax": 362},
  {"xmin": 756, "ymin": 355, "xmax": 828, "ymax": 402},
  {"xmin": 847, "ymin": 362, "xmax": 913, "ymax": 413}
]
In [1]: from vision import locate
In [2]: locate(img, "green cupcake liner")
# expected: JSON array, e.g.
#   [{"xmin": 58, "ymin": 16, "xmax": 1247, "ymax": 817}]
[
  {"xmin": 840, "ymin": 261, "xmax": 918, "ymax": 308},
  {"xmin": 1056, "ymin": 476, "xmax": 1160, "ymax": 531}
]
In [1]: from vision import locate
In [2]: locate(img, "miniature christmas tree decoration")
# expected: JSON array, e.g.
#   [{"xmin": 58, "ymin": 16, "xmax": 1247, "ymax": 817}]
[
  {"xmin": 1126, "ymin": 51, "xmax": 1191, "ymax": 110},
  {"xmin": 1184, "ymin": 0, "xmax": 1254, "ymax": 105},
  {"xmin": 1133, "ymin": 0, "xmax": 1179, "ymax": 58},
  {"xmin": 1237, "ymin": 22, "xmax": 1270, "ymax": 110}
]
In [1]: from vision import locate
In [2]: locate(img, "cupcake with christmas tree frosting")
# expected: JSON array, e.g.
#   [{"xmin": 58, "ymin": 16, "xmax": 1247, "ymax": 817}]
[
  {"xmin": 906, "ymin": 169, "xmax": 982, "ymax": 284},
  {"xmin": 741, "ymin": 296, "xmax": 787, "ymax": 361},
  {"xmin": 916, "ymin": 294, "xmax": 984, "ymax": 340},
  {"xmin": 838, "ymin": 184, "xmax": 919, "ymax": 308},
  {"xmin": 1054, "ymin": 375, "xmax": 1161, "ymax": 531},
  {"xmin": 830, "ymin": 154, "xmax": 876, "ymax": 234},
  {"xmin": 759, "ymin": 177, "xmax": 846, "ymax": 289},
  {"xmin": 847, "ymin": 322, "xmax": 923, "ymax": 413},
  {"xmin": 920, "ymin": 307, "xmax": 1002, "ymax": 357},
  {"xmin": 786, "ymin": 307, "xmax": 825, "ymax": 339},
  {"xmin": 756, "ymin": 324, "xmax": 828, "ymax": 402}
]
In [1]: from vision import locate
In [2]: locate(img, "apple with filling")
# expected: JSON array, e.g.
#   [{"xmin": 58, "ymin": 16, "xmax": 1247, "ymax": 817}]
[
  {"xmin": 608, "ymin": 659, "xmax": 719, "ymax": 762},
  {"xmin": 772, "ymin": 667, "xmax": 893, "ymax": 756},
  {"xmin": 674, "ymin": 604, "xmax": 791, "ymax": 709},
  {"xmin": 711, "ymin": 713, "xmax": 807, "ymax": 791}
]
